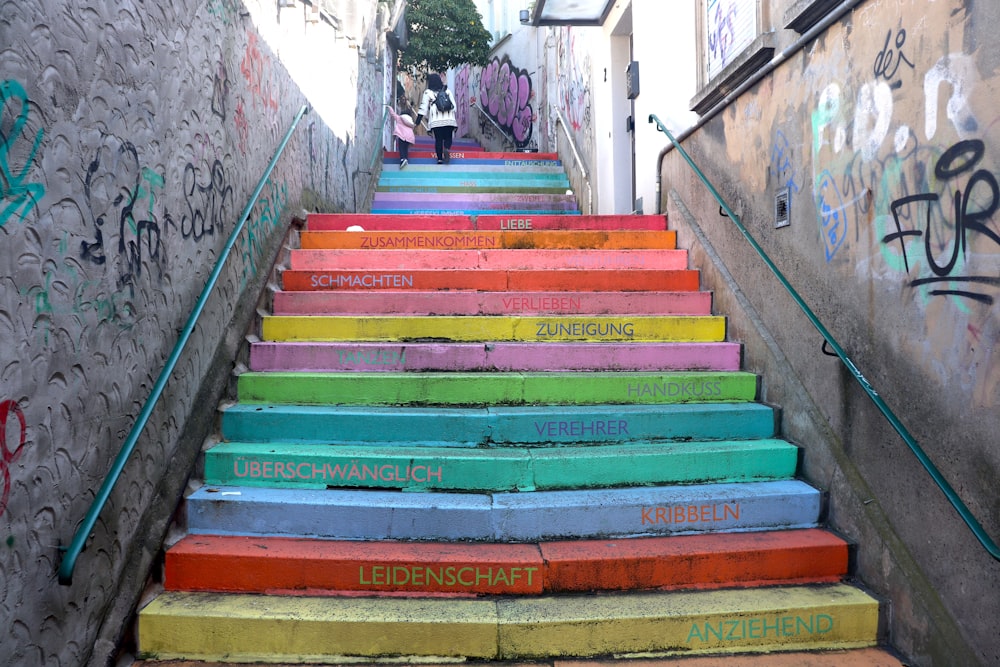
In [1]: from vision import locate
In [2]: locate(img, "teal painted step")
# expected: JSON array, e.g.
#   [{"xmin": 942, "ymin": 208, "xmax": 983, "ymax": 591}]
[
  {"xmin": 220, "ymin": 403, "xmax": 778, "ymax": 445},
  {"xmin": 382, "ymin": 163, "xmax": 565, "ymax": 173},
  {"xmin": 185, "ymin": 480, "xmax": 822, "ymax": 541},
  {"xmin": 234, "ymin": 371, "xmax": 760, "ymax": 406},
  {"xmin": 378, "ymin": 171, "xmax": 571, "ymax": 183},
  {"xmin": 203, "ymin": 439, "xmax": 800, "ymax": 491},
  {"xmin": 377, "ymin": 184, "xmax": 572, "ymax": 194}
]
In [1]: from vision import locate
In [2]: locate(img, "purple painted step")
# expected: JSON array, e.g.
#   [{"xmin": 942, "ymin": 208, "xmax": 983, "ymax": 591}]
[{"xmin": 249, "ymin": 341, "xmax": 742, "ymax": 373}]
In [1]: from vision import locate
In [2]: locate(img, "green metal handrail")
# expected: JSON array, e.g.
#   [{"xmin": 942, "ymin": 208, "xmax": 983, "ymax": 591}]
[
  {"xmin": 58, "ymin": 104, "xmax": 311, "ymax": 585},
  {"xmin": 649, "ymin": 113, "xmax": 1000, "ymax": 562}
]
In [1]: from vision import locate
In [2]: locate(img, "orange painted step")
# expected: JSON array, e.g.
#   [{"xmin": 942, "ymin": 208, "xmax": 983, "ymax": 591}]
[
  {"xmin": 165, "ymin": 536, "xmax": 544, "ymax": 595},
  {"xmin": 540, "ymin": 529, "xmax": 849, "ymax": 592},
  {"xmin": 299, "ymin": 229, "xmax": 678, "ymax": 250},
  {"xmin": 281, "ymin": 268, "xmax": 701, "ymax": 292},
  {"xmin": 164, "ymin": 530, "xmax": 847, "ymax": 596}
]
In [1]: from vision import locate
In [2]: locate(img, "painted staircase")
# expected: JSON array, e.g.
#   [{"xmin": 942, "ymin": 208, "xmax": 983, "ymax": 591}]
[{"xmin": 135, "ymin": 136, "xmax": 902, "ymax": 665}]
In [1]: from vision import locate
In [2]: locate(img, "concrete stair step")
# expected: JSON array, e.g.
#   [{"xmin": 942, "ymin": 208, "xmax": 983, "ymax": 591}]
[
  {"xmin": 163, "ymin": 529, "xmax": 850, "ymax": 595},
  {"xmin": 202, "ymin": 439, "xmax": 800, "ymax": 491},
  {"xmin": 304, "ymin": 213, "xmax": 668, "ymax": 231},
  {"xmin": 298, "ymin": 229, "xmax": 678, "ymax": 250},
  {"xmin": 269, "ymin": 291, "xmax": 711, "ymax": 316},
  {"xmin": 280, "ymin": 267, "xmax": 700, "ymax": 291},
  {"xmin": 184, "ymin": 480, "xmax": 821, "ymax": 541},
  {"xmin": 219, "ymin": 403, "xmax": 778, "ymax": 445},
  {"xmin": 234, "ymin": 370, "xmax": 756, "ymax": 406},
  {"xmin": 137, "ymin": 584, "xmax": 879, "ymax": 661},
  {"xmin": 248, "ymin": 341, "xmax": 739, "ymax": 372}
]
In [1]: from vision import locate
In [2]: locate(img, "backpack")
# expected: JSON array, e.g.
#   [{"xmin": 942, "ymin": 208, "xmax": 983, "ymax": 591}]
[{"xmin": 433, "ymin": 87, "xmax": 454, "ymax": 113}]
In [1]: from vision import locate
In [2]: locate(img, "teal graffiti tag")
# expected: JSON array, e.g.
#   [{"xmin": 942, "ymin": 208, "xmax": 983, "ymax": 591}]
[{"xmin": 1, "ymin": 80, "xmax": 45, "ymax": 227}]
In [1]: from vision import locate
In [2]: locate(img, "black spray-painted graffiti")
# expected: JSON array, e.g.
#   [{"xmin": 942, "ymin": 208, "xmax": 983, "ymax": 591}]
[
  {"xmin": 0, "ymin": 399, "xmax": 26, "ymax": 517},
  {"xmin": 884, "ymin": 139, "xmax": 1000, "ymax": 304},
  {"xmin": 79, "ymin": 139, "xmax": 167, "ymax": 295},
  {"xmin": 181, "ymin": 159, "xmax": 234, "ymax": 243},
  {"xmin": 873, "ymin": 28, "xmax": 915, "ymax": 89},
  {"xmin": 0, "ymin": 79, "xmax": 45, "ymax": 228},
  {"xmin": 479, "ymin": 56, "xmax": 534, "ymax": 146},
  {"xmin": 211, "ymin": 58, "xmax": 230, "ymax": 119}
]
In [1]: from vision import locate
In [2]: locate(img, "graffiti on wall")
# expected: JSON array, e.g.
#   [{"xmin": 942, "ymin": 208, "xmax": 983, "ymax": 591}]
[
  {"xmin": 884, "ymin": 139, "xmax": 1000, "ymax": 305},
  {"xmin": 479, "ymin": 56, "xmax": 534, "ymax": 147},
  {"xmin": 0, "ymin": 400, "xmax": 26, "ymax": 517},
  {"xmin": 454, "ymin": 65, "xmax": 472, "ymax": 139},
  {"xmin": 238, "ymin": 178, "xmax": 288, "ymax": 289},
  {"xmin": 806, "ymin": 36, "xmax": 998, "ymax": 310},
  {"xmin": 0, "ymin": 79, "xmax": 45, "ymax": 228},
  {"xmin": 79, "ymin": 138, "xmax": 168, "ymax": 296},
  {"xmin": 241, "ymin": 33, "xmax": 279, "ymax": 113},
  {"xmin": 557, "ymin": 27, "xmax": 592, "ymax": 135},
  {"xmin": 706, "ymin": 0, "xmax": 755, "ymax": 79}
]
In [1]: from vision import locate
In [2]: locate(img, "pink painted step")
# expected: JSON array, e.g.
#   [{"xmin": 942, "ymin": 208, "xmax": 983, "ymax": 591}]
[
  {"xmin": 287, "ymin": 249, "xmax": 689, "ymax": 271},
  {"xmin": 308, "ymin": 214, "xmax": 475, "ymax": 230},
  {"xmin": 249, "ymin": 341, "xmax": 742, "ymax": 373},
  {"xmin": 474, "ymin": 215, "xmax": 667, "ymax": 230},
  {"xmin": 271, "ymin": 290, "xmax": 713, "ymax": 316}
]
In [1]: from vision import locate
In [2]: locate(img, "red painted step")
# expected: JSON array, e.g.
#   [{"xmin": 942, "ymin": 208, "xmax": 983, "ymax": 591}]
[
  {"xmin": 164, "ymin": 529, "xmax": 849, "ymax": 596},
  {"xmin": 280, "ymin": 268, "xmax": 701, "ymax": 292},
  {"xmin": 304, "ymin": 213, "xmax": 668, "ymax": 231}
]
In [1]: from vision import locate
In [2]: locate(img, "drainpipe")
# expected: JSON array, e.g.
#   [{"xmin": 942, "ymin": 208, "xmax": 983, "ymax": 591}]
[{"xmin": 653, "ymin": 0, "xmax": 865, "ymax": 214}]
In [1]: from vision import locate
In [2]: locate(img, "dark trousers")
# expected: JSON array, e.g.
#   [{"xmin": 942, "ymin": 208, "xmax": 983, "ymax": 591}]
[
  {"xmin": 433, "ymin": 126, "xmax": 455, "ymax": 160},
  {"xmin": 397, "ymin": 139, "xmax": 410, "ymax": 160}
]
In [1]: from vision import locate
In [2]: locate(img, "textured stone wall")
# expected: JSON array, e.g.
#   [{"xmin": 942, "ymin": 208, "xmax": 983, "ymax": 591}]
[
  {"xmin": 661, "ymin": 1, "xmax": 1000, "ymax": 665},
  {"xmin": 0, "ymin": 0, "xmax": 384, "ymax": 664}
]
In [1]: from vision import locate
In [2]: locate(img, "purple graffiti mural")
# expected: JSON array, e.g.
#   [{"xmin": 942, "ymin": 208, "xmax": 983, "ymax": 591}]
[{"xmin": 479, "ymin": 56, "xmax": 533, "ymax": 146}]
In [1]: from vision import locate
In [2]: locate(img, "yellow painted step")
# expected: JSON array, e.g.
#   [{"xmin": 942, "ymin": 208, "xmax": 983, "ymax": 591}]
[
  {"xmin": 138, "ymin": 584, "xmax": 879, "ymax": 662},
  {"xmin": 261, "ymin": 315, "xmax": 726, "ymax": 343}
]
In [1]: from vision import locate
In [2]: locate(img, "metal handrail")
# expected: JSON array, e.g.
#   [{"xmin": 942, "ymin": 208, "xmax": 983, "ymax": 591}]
[
  {"xmin": 58, "ymin": 104, "xmax": 312, "ymax": 585},
  {"xmin": 648, "ymin": 113, "xmax": 999, "ymax": 562},
  {"xmin": 469, "ymin": 103, "xmax": 517, "ymax": 151},
  {"xmin": 552, "ymin": 106, "xmax": 592, "ymax": 214}
]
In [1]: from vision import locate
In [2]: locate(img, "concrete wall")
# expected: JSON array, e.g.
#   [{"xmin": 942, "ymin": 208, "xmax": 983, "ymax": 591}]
[
  {"xmin": 660, "ymin": 1, "xmax": 1000, "ymax": 665},
  {"xmin": 0, "ymin": 0, "xmax": 385, "ymax": 664}
]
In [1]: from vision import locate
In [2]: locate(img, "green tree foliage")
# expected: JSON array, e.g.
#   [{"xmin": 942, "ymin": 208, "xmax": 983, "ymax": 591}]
[{"xmin": 400, "ymin": 0, "xmax": 493, "ymax": 72}]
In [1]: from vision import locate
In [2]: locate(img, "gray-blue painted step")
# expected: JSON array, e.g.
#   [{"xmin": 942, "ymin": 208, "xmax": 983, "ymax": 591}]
[{"xmin": 185, "ymin": 480, "xmax": 821, "ymax": 541}]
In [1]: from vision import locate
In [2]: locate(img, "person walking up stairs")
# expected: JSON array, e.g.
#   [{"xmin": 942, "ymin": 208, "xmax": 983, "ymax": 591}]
[{"xmin": 134, "ymin": 138, "xmax": 905, "ymax": 666}]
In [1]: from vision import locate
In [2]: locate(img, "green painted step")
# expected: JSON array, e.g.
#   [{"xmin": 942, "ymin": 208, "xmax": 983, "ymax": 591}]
[
  {"xmin": 235, "ymin": 371, "xmax": 759, "ymax": 406},
  {"xmin": 378, "ymin": 184, "xmax": 572, "ymax": 194},
  {"xmin": 137, "ymin": 584, "xmax": 880, "ymax": 661},
  {"xmin": 203, "ymin": 439, "xmax": 799, "ymax": 491},
  {"xmin": 260, "ymin": 315, "xmax": 726, "ymax": 343}
]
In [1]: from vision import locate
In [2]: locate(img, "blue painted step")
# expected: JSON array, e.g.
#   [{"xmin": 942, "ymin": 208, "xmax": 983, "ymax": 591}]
[{"xmin": 186, "ymin": 480, "xmax": 822, "ymax": 541}]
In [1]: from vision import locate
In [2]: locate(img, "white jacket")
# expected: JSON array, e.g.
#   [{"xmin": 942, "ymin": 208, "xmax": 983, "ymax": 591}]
[{"xmin": 419, "ymin": 87, "xmax": 458, "ymax": 130}]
